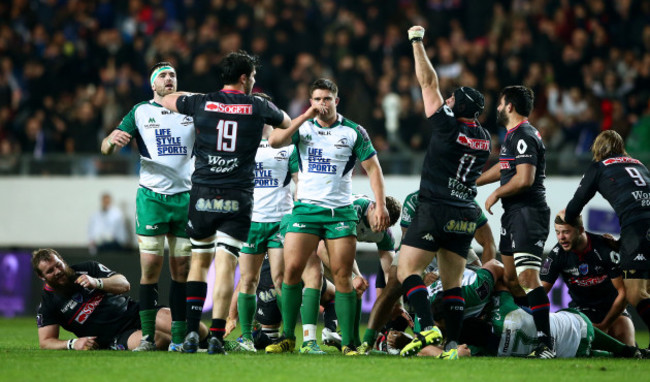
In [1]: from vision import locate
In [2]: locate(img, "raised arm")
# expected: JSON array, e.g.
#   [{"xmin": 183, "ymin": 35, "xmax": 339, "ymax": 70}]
[{"xmin": 409, "ymin": 26, "xmax": 444, "ymax": 117}]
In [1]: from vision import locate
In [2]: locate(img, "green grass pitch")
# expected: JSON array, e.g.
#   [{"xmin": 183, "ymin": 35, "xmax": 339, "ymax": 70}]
[{"xmin": 1, "ymin": 317, "xmax": 648, "ymax": 382}]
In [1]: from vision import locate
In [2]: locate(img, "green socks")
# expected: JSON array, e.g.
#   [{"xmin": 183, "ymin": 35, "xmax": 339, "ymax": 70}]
[
  {"xmin": 281, "ymin": 282, "xmax": 303, "ymax": 339},
  {"xmin": 335, "ymin": 291, "xmax": 356, "ymax": 347},
  {"xmin": 139, "ymin": 309, "xmax": 157, "ymax": 339},
  {"xmin": 237, "ymin": 292, "xmax": 257, "ymax": 341},
  {"xmin": 363, "ymin": 328, "xmax": 378, "ymax": 345},
  {"xmin": 171, "ymin": 321, "xmax": 186, "ymax": 344},
  {"xmin": 354, "ymin": 297, "xmax": 362, "ymax": 346}
]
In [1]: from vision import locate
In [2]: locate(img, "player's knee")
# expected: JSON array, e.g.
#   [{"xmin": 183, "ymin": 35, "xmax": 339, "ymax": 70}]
[
  {"xmin": 139, "ymin": 235, "xmax": 165, "ymax": 257},
  {"xmin": 240, "ymin": 272, "xmax": 260, "ymax": 289}
]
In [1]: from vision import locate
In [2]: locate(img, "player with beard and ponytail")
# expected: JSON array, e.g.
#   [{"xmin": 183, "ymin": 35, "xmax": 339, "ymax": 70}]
[
  {"xmin": 101, "ymin": 62, "xmax": 195, "ymax": 351},
  {"xmin": 397, "ymin": 25, "xmax": 491, "ymax": 360},
  {"xmin": 477, "ymin": 85, "xmax": 553, "ymax": 358}
]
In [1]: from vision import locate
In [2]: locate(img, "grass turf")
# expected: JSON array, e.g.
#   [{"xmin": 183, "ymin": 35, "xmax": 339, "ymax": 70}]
[{"xmin": 1, "ymin": 317, "xmax": 648, "ymax": 382}]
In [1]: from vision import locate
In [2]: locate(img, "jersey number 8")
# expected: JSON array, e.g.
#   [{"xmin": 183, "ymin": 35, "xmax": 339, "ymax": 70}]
[{"xmin": 216, "ymin": 120, "xmax": 238, "ymax": 152}]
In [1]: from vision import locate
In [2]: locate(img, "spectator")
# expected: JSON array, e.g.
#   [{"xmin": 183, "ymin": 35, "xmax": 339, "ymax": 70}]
[{"xmin": 88, "ymin": 193, "xmax": 129, "ymax": 255}]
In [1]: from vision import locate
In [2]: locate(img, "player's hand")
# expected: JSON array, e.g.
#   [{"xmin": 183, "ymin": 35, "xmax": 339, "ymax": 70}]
[
  {"xmin": 225, "ymin": 316, "xmax": 237, "ymax": 338},
  {"xmin": 408, "ymin": 26, "xmax": 425, "ymax": 41},
  {"xmin": 352, "ymin": 275, "xmax": 369, "ymax": 297},
  {"xmin": 76, "ymin": 336, "xmax": 98, "ymax": 350},
  {"xmin": 108, "ymin": 129, "xmax": 132, "ymax": 148},
  {"xmin": 371, "ymin": 204, "xmax": 390, "ymax": 232},
  {"xmin": 601, "ymin": 233, "xmax": 620, "ymax": 251},
  {"xmin": 391, "ymin": 306, "xmax": 414, "ymax": 328},
  {"xmin": 423, "ymin": 270, "xmax": 439, "ymax": 286},
  {"xmin": 593, "ymin": 321, "xmax": 610, "ymax": 331},
  {"xmin": 75, "ymin": 275, "xmax": 99, "ymax": 289},
  {"xmin": 485, "ymin": 192, "xmax": 499, "ymax": 215},
  {"xmin": 303, "ymin": 103, "xmax": 328, "ymax": 119}
]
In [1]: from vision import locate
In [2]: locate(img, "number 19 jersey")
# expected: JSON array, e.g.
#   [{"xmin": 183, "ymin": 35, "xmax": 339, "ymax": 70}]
[{"xmin": 176, "ymin": 90, "xmax": 285, "ymax": 190}]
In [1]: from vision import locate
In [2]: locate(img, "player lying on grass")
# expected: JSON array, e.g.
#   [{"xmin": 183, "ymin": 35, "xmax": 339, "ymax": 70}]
[
  {"xmin": 416, "ymin": 289, "xmax": 647, "ymax": 358},
  {"xmin": 33, "ymin": 248, "xmax": 208, "ymax": 350},
  {"xmin": 396, "ymin": 283, "xmax": 645, "ymax": 359}
]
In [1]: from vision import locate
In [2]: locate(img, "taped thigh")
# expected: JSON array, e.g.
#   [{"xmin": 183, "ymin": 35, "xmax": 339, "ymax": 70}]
[
  {"xmin": 514, "ymin": 252, "xmax": 542, "ymax": 291},
  {"xmin": 190, "ymin": 237, "xmax": 215, "ymax": 254},
  {"xmin": 168, "ymin": 236, "xmax": 192, "ymax": 257},
  {"xmin": 138, "ymin": 235, "xmax": 165, "ymax": 256},
  {"xmin": 216, "ymin": 231, "xmax": 244, "ymax": 258}
]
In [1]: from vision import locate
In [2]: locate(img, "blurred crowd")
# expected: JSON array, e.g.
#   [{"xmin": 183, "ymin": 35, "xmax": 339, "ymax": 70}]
[{"xmin": 1, "ymin": 0, "xmax": 649, "ymax": 175}]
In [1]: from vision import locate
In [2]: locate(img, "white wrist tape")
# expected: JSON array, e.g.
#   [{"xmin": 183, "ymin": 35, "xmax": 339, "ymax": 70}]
[{"xmin": 408, "ymin": 28, "xmax": 425, "ymax": 42}]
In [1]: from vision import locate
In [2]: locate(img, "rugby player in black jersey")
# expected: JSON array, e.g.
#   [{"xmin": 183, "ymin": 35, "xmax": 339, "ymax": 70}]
[
  {"xmin": 33, "ymin": 248, "xmax": 208, "ymax": 350},
  {"xmin": 565, "ymin": 130, "xmax": 650, "ymax": 348},
  {"xmin": 161, "ymin": 50, "xmax": 291, "ymax": 354},
  {"xmin": 396, "ymin": 26, "xmax": 491, "ymax": 360},
  {"xmin": 477, "ymin": 85, "xmax": 554, "ymax": 358},
  {"xmin": 541, "ymin": 211, "xmax": 634, "ymax": 346}
]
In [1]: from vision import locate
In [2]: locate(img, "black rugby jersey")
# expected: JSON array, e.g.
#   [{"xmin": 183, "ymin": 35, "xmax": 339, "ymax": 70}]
[
  {"xmin": 36, "ymin": 262, "xmax": 139, "ymax": 347},
  {"xmin": 499, "ymin": 121, "xmax": 547, "ymax": 209},
  {"xmin": 176, "ymin": 90, "xmax": 285, "ymax": 189},
  {"xmin": 420, "ymin": 104, "xmax": 491, "ymax": 207},
  {"xmin": 540, "ymin": 232, "xmax": 622, "ymax": 310},
  {"xmin": 566, "ymin": 156, "xmax": 650, "ymax": 228}
]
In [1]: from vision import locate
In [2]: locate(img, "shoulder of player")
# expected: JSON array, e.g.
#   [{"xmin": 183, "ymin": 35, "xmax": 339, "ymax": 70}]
[
  {"xmin": 124, "ymin": 101, "xmax": 152, "ymax": 119},
  {"xmin": 514, "ymin": 123, "xmax": 543, "ymax": 140},
  {"xmin": 71, "ymin": 261, "xmax": 102, "ymax": 274},
  {"xmin": 339, "ymin": 117, "xmax": 369, "ymax": 137},
  {"xmin": 549, "ymin": 244, "xmax": 563, "ymax": 258},
  {"xmin": 132, "ymin": 100, "xmax": 152, "ymax": 112}
]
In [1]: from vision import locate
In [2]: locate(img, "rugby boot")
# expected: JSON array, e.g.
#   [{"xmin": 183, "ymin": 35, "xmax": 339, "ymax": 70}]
[
  {"xmin": 356, "ymin": 341, "xmax": 371, "ymax": 355},
  {"xmin": 133, "ymin": 335, "xmax": 157, "ymax": 352},
  {"xmin": 181, "ymin": 331, "xmax": 200, "ymax": 353},
  {"xmin": 236, "ymin": 337, "xmax": 257, "ymax": 352},
  {"xmin": 208, "ymin": 336, "xmax": 227, "ymax": 355},
  {"xmin": 528, "ymin": 337, "xmax": 556, "ymax": 359},
  {"xmin": 399, "ymin": 327, "xmax": 443, "ymax": 357},
  {"xmin": 437, "ymin": 348, "xmax": 459, "ymax": 360},
  {"xmin": 265, "ymin": 336, "xmax": 296, "ymax": 353},
  {"xmin": 321, "ymin": 327, "xmax": 342, "ymax": 351},
  {"xmin": 299, "ymin": 340, "xmax": 326, "ymax": 354},
  {"xmin": 342, "ymin": 345, "xmax": 359, "ymax": 356}
]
